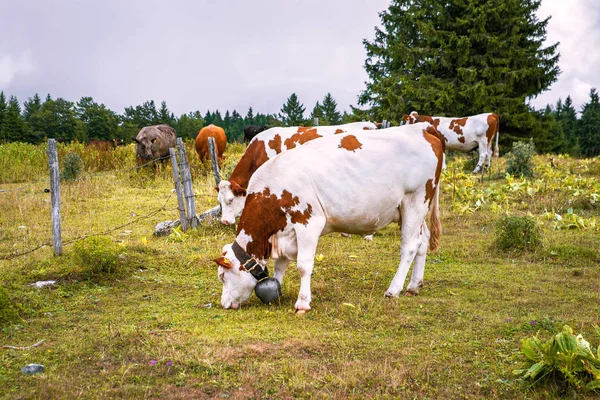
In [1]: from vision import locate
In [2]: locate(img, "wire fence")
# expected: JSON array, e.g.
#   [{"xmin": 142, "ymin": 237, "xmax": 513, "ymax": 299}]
[{"xmin": 0, "ymin": 140, "xmax": 223, "ymax": 261}]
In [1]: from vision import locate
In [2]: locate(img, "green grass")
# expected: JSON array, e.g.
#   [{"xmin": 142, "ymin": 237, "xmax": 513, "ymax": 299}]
[{"xmin": 1, "ymin": 144, "xmax": 599, "ymax": 399}]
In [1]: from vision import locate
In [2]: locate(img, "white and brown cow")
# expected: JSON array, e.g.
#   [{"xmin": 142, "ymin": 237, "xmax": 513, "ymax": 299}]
[
  {"xmin": 403, "ymin": 111, "xmax": 499, "ymax": 173},
  {"xmin": 214, "ymin": 122, "xmax": 445, "ymax": 311},
  {"xmin": 217, "ymin": 121, "xmax": 377, "ymax": 225}
]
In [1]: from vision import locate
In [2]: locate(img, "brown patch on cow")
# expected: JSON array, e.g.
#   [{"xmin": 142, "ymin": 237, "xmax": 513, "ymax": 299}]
[
  {"xmin": 283, "ymin": 129, "xmax": 322, "ymax": 150},
  {"xmin": 297, "ymin": 127, "xmax": 311, "ymax": 133},
  {"xmin": 458, "ymin": 137, "xmax": 465, "ymax": 143},
  {"xmin": 238, "ymin": 188, "xmax": 313, "ymax": 260},
  {"xmin": 449, "ymin": 118, "xmax": 468, "ymax": 135},
  {"xmin": 338, "ymin": 135, "xmax": 363, "ymax": 152},
  {"xmin": 268, "ymin": 134, "xmax": 282, "ymax": 154},
  {"xmin": 486, "ymin": 114, "xmax": 499, "ymax": 144},
  {"xmin": 227, "ymin": 139, "xmax": 270, "ymax": 196},
  {"xmin": 422, "ymin": 127, "xmax": 446, "ymax": 204},
  {"xmin": 416, "ymin": 115, "xmax": 441, "ymax": 128},
  {"xmin": 335, "ymin": 129, "xmax": 344, "ymax": 134},
  {"xmin": 362, "ymin": 127, "xmax": 370, "ymax": 130}
]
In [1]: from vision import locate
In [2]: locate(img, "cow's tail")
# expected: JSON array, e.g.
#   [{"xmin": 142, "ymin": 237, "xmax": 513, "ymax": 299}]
[
  {"xmin": 493, "ymin": 114, "xmax": 500, "ymax": 158},
  {"xmin": 429, "ymin": 181, "xmax": 442, "ymax": 252}
]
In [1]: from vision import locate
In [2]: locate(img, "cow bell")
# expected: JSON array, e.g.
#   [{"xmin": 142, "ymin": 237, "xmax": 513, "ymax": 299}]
[{"xmin": 254, "ymin": 277, "xmax": 282, "ymax": 304}]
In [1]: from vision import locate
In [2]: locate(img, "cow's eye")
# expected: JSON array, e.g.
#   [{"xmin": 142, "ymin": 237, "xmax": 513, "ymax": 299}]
[
  {"xmin": 227, "ymin": 198, "xmax": 233, "ymax": 205},
  {"xmin": 219, "ymin": 272, "xmax": 225, "ymax": 282}
]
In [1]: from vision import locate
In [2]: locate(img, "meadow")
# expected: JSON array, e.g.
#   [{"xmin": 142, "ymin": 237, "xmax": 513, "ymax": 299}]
[{"xmin": 0, "ymin": 140, "xmax": 599, "ymax": 399}]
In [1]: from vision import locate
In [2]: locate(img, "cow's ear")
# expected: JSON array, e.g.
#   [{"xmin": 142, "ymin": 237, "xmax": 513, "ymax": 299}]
[
  {"xmin": 214, "ymin": 256, "xmax": 232, "ymax": 269},
  {"xmin": 214, "ymin": 185, "xmax": 219, "ymax": 192},
  {"xmin": 151, "ymin": 138, "xmax": 156, "ymax": 144},
  {"xmin": 231, "ymin": 182, "xmax": 247, "ymax": 196}
]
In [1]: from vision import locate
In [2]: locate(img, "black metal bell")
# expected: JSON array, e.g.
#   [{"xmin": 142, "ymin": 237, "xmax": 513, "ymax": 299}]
[{"xmin": 254, "ymin": 277, "xmax": 282, "ymax": 304}]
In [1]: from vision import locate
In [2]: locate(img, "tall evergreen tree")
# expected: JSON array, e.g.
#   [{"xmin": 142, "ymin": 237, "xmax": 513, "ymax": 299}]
[
  {"xmin": 158, "ymin": 101, "xmax": 175, "ymax": 125},
  {"xmin": 557, "ymin": 96, "xmax": 579, "ymax": 155},
  {"xmin": 279, "ymin": 93, "xmax": 306, "ymax": 126},
  {"xmin": 309, "ymin": 101, "xmax": 324, "ymax": 125},
  {"xmin": 0, "ymin": 92, "xmax": 7, "ymax": 142},
  {"xmin": 23, "ymin": 93, "xmax": 42, "ymax": 122},
  {"xmin": 360, "ymin": 0, "xmax": 560, "ymax": 143},
  {"xmin": 3, "ymin": 96, "xmax": 28, "ymax": 142},
  {"xmin": 578, "ymin": 88, "xmax": 600, "ymax": 158},
  {"xmin": 245, "ymin": 107, "xmax": 254, "ymax": 125},
  {"xmin": 321, "ymin": 93, "xmax": 342, "ymax": 125}
]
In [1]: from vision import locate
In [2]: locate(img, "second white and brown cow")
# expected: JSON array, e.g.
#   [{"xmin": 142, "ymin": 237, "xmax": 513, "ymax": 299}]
[
  {"xmin": 403, "ymin": 111, "xmax": 499, "ymax": 173},
  {"xmin": 214, "ymin": 122, "xmax": 445, "ymax": 311},
  {"xmin": 217, "ymin": 121, "xmax": 377, "ymax": 225}
]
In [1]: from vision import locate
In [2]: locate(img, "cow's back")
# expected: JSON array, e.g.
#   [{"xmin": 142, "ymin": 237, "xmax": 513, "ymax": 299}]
[
  {"xmin": 246, "ymin": 123, "xmax": 442, "ymax": 234},
  {"xmin": 195, "ymin": 124, "xmax": 227, "ymax": 162}
]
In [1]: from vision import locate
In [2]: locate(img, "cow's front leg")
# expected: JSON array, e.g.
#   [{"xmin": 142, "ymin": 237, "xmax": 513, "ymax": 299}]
[{"xmin": 273, "ymin": 257, "xmax": 290, "ymax": 285}]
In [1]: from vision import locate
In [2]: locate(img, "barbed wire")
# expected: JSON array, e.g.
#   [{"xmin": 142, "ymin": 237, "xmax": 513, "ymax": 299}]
[
  {"xmin": 0, "ymin": 193, "xmax": 175, "ymax": 261},
  {"xmin": 0, "ymin": 156, "xmax": 171, "ymax": 195}
]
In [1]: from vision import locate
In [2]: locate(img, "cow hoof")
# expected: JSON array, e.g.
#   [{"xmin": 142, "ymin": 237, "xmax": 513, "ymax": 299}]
[
  {"xmin": 404, "ymin": 289, "xmax": 419, "ymax": 297},
  {"xmin": 340, "ymin": 233, "xmax": 351, "ymax": 238},
  {"xmin": 384, "ymin": 291, "xmax": 398, "ymax": 298},
  {"xmin": 363, "ymin": 234, "xmax": 374, "ymax": 241},
  {"xmin": 418, "ymin": 280, "xmax": 424, "ymax": 288},
  {"xmin": 295, "ymin": 309, "xmax": 307, "ymax": 316}
]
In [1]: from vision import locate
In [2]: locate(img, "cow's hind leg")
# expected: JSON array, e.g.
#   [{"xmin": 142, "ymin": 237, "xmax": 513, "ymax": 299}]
[
  {"xmin": 293, "ymin": 219, "xmax": 325, "ymax": 312},
  {"xmin": 472, "ymin": 141, "xmax": 488, "ymax": 173},
  {"xmin": 405, "ymin": 222, "xmax": 430, "ymax": 296},
  {"xmin": 385, "ymin": 197, "xmax": 429, "ymax": 298}
]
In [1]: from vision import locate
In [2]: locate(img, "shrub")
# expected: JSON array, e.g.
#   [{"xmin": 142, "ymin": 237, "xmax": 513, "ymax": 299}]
[
  {"xmin": 514, "ymin": 325, "xmax": 600, "ymax": 392},
  {"xmin": 73, "ymin": 236, "xmax": 123, "ymax": 281},
  {"xmin": 60, "ymin": 152, "xmax": 84, "ymax": 181},
  {"xmin": 0, "ymin": 286, "xmax": 21, "ymax": 326},
  {"xmin": 506, "ymin": 140, "xmax": 536, "ymax": 178},
  {"xmin": 495, "ymin": 215, "xmax": 543, "ymax": 251}
]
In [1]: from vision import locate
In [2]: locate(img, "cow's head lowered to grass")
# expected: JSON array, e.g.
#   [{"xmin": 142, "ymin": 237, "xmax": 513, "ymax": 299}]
[{"xmin": 214, "ymin": 242, "xmax": 281, "ymax": 309}]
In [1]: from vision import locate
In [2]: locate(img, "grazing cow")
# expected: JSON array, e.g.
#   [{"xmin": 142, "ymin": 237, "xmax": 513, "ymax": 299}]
[
  {"xmin": 214, "ymin": 122, "xmax": 445, "ymax": 311},
  {"xmin": 218, "ymin": 121, "xmax": 378, "ymax": 225},
  {"xmin": 403, "ymin": 111, "xmax": 499, "ymax": 173},
  {"xmin": 88, "ymin": 138, "xmax": 125, "ymax": 151},
  {"xmin": 195, "ymin": 124, "xmax": 227, "ymax": 167},
  {"xmin": 244, "ymin": 125, "xmax": 270, "ymax": 142},
  {"xmin": 132, "ymin": 125, "xmax": 177, "ymax": 162}
]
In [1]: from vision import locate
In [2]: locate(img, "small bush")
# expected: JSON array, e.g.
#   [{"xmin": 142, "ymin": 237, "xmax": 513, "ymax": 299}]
[
  {"xmin": 60, "ymin": 152, "xmax": 84, "ymax": 181},
  {"xmin": 73, "ymin": 236, "xmax": 123, "ymax": 281},
  {"xmin": 506, "ymin": 140, "xmax": 536, "ymax": 178},
  {"xmin": 495, "ymin": 215, "xmax": 543, "ymax": 251},
  {"xmin": 514, "ymin": 325, "xmax": 600, "ymax": 392},
  {"xmin": 0, "ymin": 286, "xmax": 21, "ymax": 326}
]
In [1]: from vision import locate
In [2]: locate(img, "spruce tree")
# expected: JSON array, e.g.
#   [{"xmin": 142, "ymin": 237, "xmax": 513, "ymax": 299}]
[
  {"xmin": 558, "ymin": 96, "xmax": 579, "ymax": 155},
  {"xmin": 3, "ymin": 96, "xmax": 27, "ymax": 142},
  {"xmin": 245, "ymin": 107, "xmax": 254, "ymax": 125},
  {"xmin": 309, "ymin": 101, "xmax": 324, "ymax": 125},
  {"xmin": 279, "ymin": 93, "xmax": 306, "ymax": 126},
  {"xmin": 0, "ymin": 92, "xmax": 6, "ymax": 142},
  {"xmin": 158, "ymin": 101, "xmax": 175, "ymax": 125},
  {"xmin": 578, "ymin": 88, "xmax": 600, "ymax": 158},
  {"xmin": 321, "ymin": 93, "xmax": 342, "ymax": 125},
  {"xmin": 23, "ymin": 93, "xmax": 42, "ymax": 122},
  {"xmin": 360, "ymin": 0, "xmax": 560, "ymax": 141}
]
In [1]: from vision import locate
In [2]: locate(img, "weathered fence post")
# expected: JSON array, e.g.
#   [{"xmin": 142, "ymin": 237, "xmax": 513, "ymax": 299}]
[
  {"xmin": 176, "ymin": 138, "xmax": 198, "ymax": 229},
  {"xmin": 207, "ymin": 137, "xmax": 221, "ymax": 186},
  {"xmin": 169, "ymin": 147, "xmax": 188, "ymax": 231},
  {"xmin": 314, "ymin": 117, "xmax": 319, "ymax": 126},
  {"xmin": 382, "ymin": 119, "xmax": 387, "ymax": 129},
  {"xmin": 46, "ymin": 139, "xmax": 62, "ymax": 256}
]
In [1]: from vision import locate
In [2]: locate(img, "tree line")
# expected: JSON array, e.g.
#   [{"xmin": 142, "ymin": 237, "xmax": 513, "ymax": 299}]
[{"xmin": 0, "ymin": 91, "xmax": 358, "ymax": 146}]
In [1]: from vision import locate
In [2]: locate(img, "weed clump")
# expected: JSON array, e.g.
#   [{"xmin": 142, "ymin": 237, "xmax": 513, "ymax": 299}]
[
  {"xmin": 73, "ymin": 236, "xmax": 124, "ymax": 281},
  {"xmin": 495, "ymin": 215, "xmax": 543, "ymax": 251},
  {"xmin": 0, "ymin": 286, "xmax": 21, "ymax": 326},
  {"xmin": 506, "ymin": 140, "xmax": 536, "ymax": 178},
  {"xmin": 60, "ymin": 152, "xmax": 84, "ymax": 181}
]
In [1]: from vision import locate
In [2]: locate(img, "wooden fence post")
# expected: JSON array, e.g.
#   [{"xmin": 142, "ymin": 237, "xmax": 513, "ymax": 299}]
[
  {"xmin": 314, "ymin": 117, "xmax": 319, "ymax": 126},
  {"xmin": 169, "ymin": 147, "xmax": 188, "ymax": 231},
  {"xmin": 176, "ymin": 138, "xmax": 198, "ymax": 229},
  {"xmin": 207, "ymin": 137, "xmax": 221, "ymax": 186},
  {"xmin": 46, "ymin": 139, "xmax": 62, "ymax": 255}
]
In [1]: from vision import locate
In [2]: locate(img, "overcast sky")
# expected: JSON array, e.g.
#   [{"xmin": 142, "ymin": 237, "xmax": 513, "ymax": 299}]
[{"xmin": 1, "ymin": 0, "xmax": 599, "ymax": 117}]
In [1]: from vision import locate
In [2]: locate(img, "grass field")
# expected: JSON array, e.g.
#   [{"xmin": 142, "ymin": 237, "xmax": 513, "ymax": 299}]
[{"xmin": 1, "ymin": 141, "xmax": 599, "ymax": 399}]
